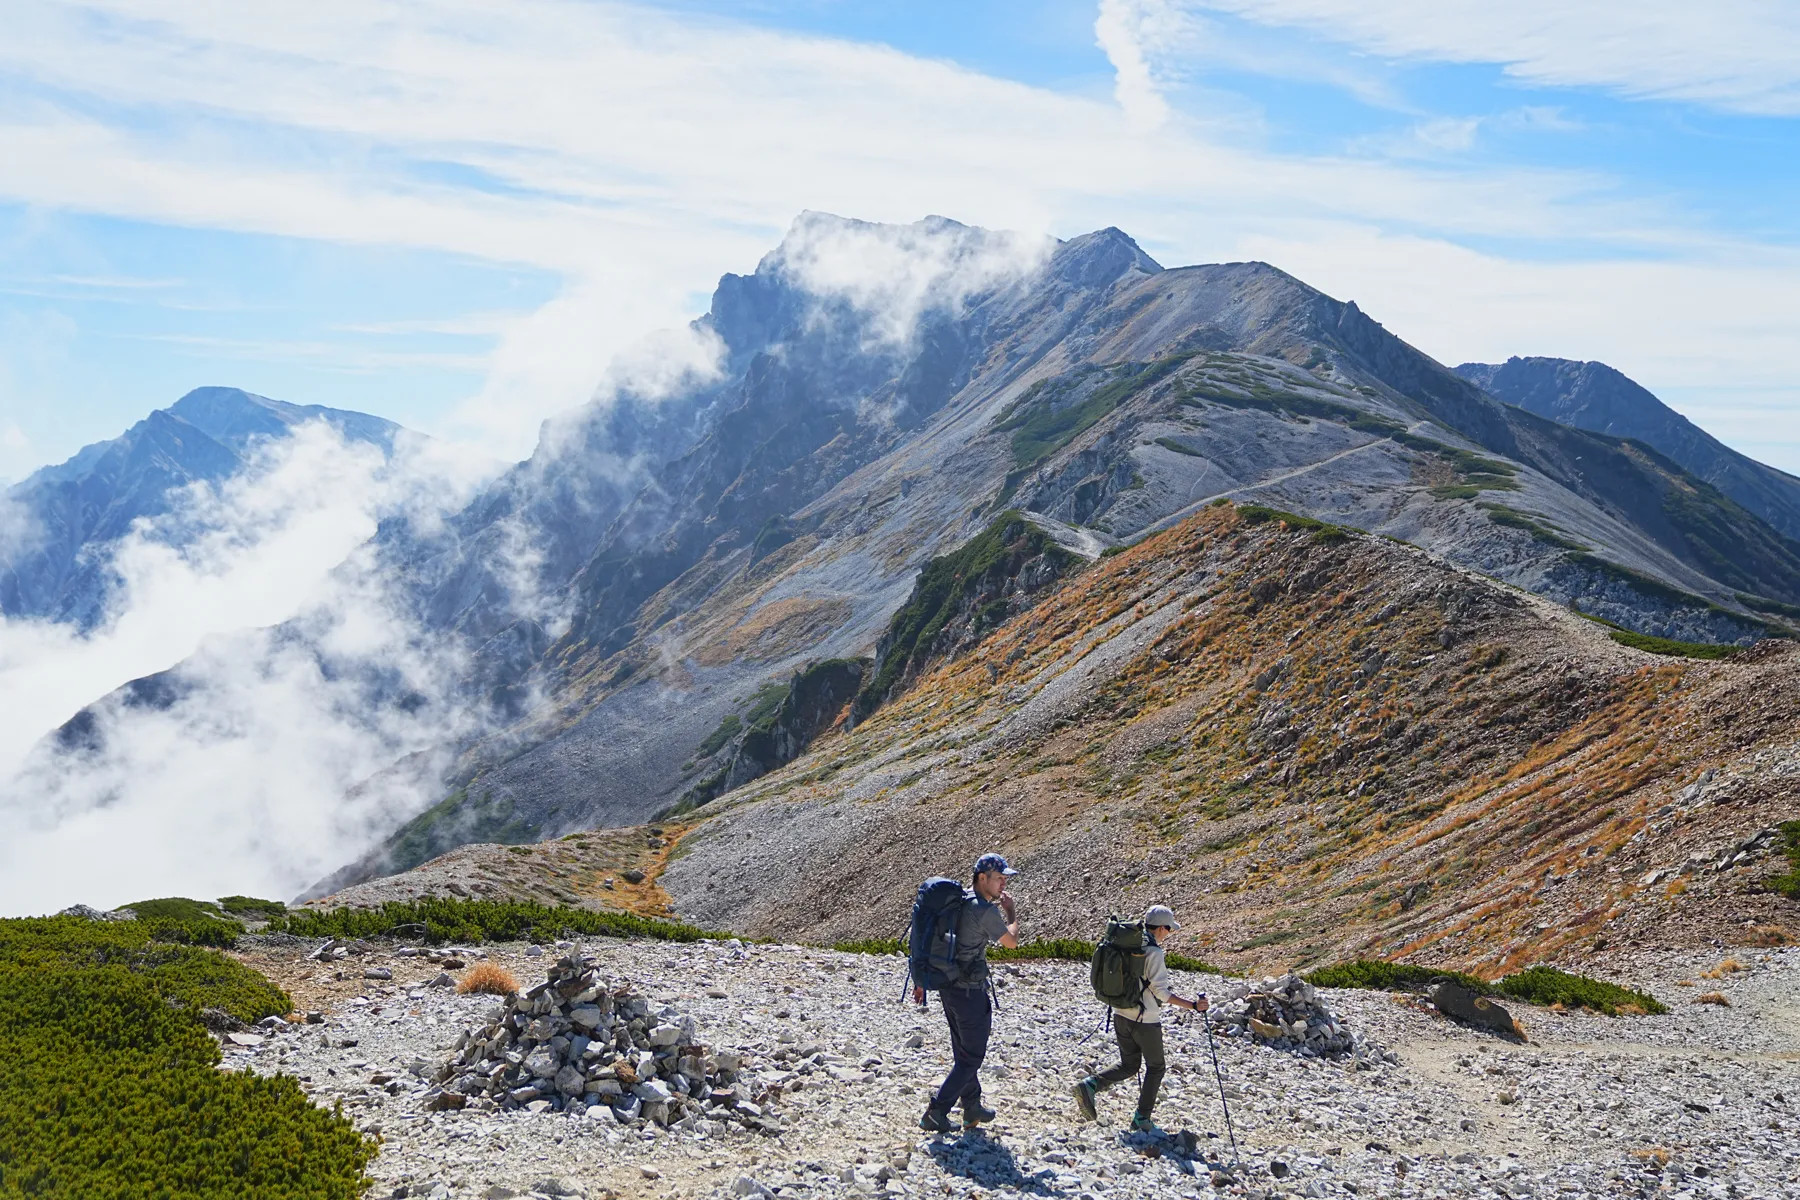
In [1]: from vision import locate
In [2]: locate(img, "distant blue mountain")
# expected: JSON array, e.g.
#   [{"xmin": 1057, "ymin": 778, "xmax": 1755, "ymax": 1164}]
[
  {"xmin": 1456, "ymin": 357, "xmax": 1800, "ymax": 543},
  {"xmin": 0, "ymin": 387, "xmax": 405, "ymax": 628}
]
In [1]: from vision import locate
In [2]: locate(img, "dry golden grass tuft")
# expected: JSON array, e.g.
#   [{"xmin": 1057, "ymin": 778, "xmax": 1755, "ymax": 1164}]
[
  {"xmin": 457, "ymin": 962, "xmax": 520, "ymax": 996},
  {"xmin": 1693, "ymin": 991, "xmax": 1730, "ymax": 1007},
  {"xmin": 1699, "ymin": 957, "xmax": 1744, "ymax": 979}
]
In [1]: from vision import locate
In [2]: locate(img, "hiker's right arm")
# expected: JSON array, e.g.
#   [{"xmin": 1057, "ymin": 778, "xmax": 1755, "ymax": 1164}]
[{"xmin": 987, "ymin": 899, "xmax": 1019, "ymax": 950}]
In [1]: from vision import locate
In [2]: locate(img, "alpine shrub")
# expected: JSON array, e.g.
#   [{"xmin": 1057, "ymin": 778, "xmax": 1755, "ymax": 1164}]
[
  {"xmin": 269, "ymin": 897, "xmax": 720, "ymax": 946},
  {"xmin": 1305, "ymin": 958, "xmax": 1666, "ymax": 1015},
  {"xmin": 0, "ymin": 916, "xmax": 285, "ymax": 1022},
  {"xmin": 0, "ymin": 965, "xmax": 373, "ymax": 1199},
  {"xmin": 1762, "ymin": 820, "xmax": 1800, "ymax": 899},
  {"xmin": 1492, "ymin": 966, "xmax": 1667, "ymax": 1015}
]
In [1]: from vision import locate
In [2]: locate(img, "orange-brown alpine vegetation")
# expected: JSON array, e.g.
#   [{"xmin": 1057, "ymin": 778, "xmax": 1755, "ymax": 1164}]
[{"xmin": 661, "ymin": 503, "xmax": 1800, "ymax": 978}]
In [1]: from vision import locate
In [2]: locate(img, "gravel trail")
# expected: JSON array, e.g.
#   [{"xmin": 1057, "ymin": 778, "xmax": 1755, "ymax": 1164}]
[{"xmin": 227, "ymin": 939, "xmax": 1800, "ymax": 1200}]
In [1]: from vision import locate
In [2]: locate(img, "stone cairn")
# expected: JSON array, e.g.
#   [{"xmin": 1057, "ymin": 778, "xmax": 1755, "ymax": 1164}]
[
  {"xmin": 429, "ymin": 954, "xmax": 780, "ymax": 1134},
  {"xmin": 1214, "ymin": 972, "xmax": 1391, "ymax": 1065}
]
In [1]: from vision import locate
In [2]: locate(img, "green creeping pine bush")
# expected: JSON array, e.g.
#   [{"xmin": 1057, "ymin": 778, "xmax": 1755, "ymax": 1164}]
[
  {"xmin": 1764, "ymin": 821, "xmax": 1800, "ymax": 900},
  {"xmin": 1738, "ymin": 592, "xmax": 1800, "ymax": 621},
  {"xmin": 1571, "ymin": 610, "xmax": 1743, "ymax": 660},
  {"xmin": 269, "ymin": 898, "xmax": 722, "ymax": 946},
  {"xmin": 831, "ymin": 937, "xmax": 1222, "ymax": 975},
  {"xmin": 0, "ymin": 916, "xmax": 288, "ymax": 1022},
  {"xmin": 120, "ymin": 895, "xmax": 230, "ymax": 923},
  {"xmin": 217, "ymin": 895, "xmax": 289, "ymax": 920},
  {"xmin": 1604, "ymin": 628, "xmax": 1741, "ymax": 660},
  {"xmin": 1305, "ymin": 959, "xmax": 1490, "ymax": 996},
  {"xmin": 1235, "ymin": 504, "xmax": 1351, "ymax": 544},
  {"xmin": 1304, "ymin": 959, "xmax": 1666, "ymax": 1016},
  {"xmin": 0, "ymin": 964, "xmax": 374, "ymax": 1200},
  {"xmin": 1492, "ymin": 966, "xmax": 1667, "ymax": 1015}
]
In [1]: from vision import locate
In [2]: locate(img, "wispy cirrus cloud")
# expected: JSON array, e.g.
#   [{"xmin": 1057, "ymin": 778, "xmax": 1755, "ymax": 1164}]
[{"xmin": 1190, "ymin": 0, "xmax": 1800, "ymax": 116}]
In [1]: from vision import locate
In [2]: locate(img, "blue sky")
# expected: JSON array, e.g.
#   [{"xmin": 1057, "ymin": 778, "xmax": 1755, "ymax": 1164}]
[{"xmin": 2, "ymin": 0, "xmax": 1799, "ymax": 478}]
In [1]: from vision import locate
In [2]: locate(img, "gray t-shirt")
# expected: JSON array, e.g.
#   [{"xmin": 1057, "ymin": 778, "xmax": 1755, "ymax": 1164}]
[{"xmin": 951, "ymin": 894, "xmax": 1011, "ymax": 985}]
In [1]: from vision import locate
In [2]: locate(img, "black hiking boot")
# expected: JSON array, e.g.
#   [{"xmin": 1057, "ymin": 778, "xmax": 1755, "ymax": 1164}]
[
  {"xmin": 1072, "ymin": 1077, "xmax": 1098, "ymax": 1122},
  {"xmin": 962, "ymin": 1097, "xmax": 997, "ymax": 1126},
  {"xmin": 920, "ymin": 1106, "xmax": 956, "ymax": 1133}
]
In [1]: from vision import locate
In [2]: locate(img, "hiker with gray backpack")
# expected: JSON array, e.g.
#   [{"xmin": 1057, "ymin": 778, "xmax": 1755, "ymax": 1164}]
[
  {"xmin": 1073, "ymin": 904, "xmax": 1207, "ymax": 1133},
  {"xmin": 906, "ymin": 853, "xmax": 1020, "ymax": 1132}
]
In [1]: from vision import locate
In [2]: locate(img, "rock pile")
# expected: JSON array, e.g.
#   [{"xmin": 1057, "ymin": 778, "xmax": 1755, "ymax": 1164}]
[
  {"xmin": 1214, "ymin": 973, "xmax": 1369, "ymax": 1059},
  {"xmin": 429, "ymin": 953, "xmax": 780, "ymax": 1134}
]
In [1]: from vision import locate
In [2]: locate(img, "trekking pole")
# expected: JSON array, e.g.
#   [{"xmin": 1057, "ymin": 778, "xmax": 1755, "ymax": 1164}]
[{"xmin": 1201, "ymin": 1007, "xmax": 1244, "ymax": 1173}]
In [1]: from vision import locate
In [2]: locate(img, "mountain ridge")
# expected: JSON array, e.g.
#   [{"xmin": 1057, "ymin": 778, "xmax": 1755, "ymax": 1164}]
[
  {"xmin": 1, "ymin": 386, "xmax": 406, "ymax": 628},
  {"xmin": 1456, "ymin": 355, "xmax": 1800, "ymax": 544},
  {"xmin": 321, "ymin": 215, "xmax": 1800, "ymax": 888}
]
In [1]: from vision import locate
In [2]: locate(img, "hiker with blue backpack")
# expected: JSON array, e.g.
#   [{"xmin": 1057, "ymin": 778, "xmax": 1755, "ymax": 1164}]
[
  {"xmin": 1073, "ymin": 904, "xmax": 1208, "ymax": 1133},
  {"xmin": 907, "ymin": 853, "xmax": 1020, "ymax": 1132}
]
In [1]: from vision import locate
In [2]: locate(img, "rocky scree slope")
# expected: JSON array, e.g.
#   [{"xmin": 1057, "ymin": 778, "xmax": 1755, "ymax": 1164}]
[
  {"xmin": 326, "ymin": 217, "xmax": 1800, "ymax": 892},
  {"xmin": 1459, "ymin": 355, "xmax": 1800, "ymax": 546},
  {"xmin": 657, "ymin": 503, "xmax": 1800, "ymax": 976}
]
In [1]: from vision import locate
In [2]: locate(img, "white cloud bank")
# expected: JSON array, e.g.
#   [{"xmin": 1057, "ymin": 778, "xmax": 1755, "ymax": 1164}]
[{"xmin": 0, "ymin": 424, "xmax": 495, "ymax": 914}]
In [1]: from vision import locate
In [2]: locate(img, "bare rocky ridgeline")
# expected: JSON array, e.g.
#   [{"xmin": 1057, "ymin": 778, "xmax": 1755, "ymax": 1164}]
[{"xmin": 227, "ymin": 935, "xmax": 1800, "ymax": 1200}]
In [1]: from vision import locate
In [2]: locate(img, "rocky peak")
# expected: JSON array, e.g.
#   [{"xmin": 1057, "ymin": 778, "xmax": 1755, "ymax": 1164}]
[
  {"xmin": 1048, "ymin": 226, "xmax": 1162, "ymax": 288},
  {"xmin": 168, "ymin": 385, "xmax": 402, "ymax": 454}
]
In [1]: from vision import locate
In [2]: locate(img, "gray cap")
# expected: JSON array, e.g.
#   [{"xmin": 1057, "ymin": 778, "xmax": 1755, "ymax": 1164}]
[{"xmin": 1144, "ymin": 904, "xmax": 1180, "ymax": 930}]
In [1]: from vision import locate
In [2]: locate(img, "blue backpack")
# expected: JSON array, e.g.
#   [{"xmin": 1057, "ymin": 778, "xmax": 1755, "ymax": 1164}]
[{"xmin": 907, "ymin": 877, "xmax": 970, "ymax": 991}]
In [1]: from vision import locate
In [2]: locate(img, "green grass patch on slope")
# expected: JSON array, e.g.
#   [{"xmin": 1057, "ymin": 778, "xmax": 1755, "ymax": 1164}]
[
  {"xmin": 996, "ymin": 355, "xmax": 1197, "ymax": 473},
  {"xmin": 694, "ymin": 713, "xmax": 741, "ymax": 758},
  {"xmin": 1604, "ymin": 628, "xmax": 1742, "ymax": 660},
  {"xmin": 120, "ymin": 895, "xmax": 232, "ymax": 923},
  {"xmin": 855, "ymin": 512, "xmax": 1075, "ymax": 717},
  {"xmin": 1477, "ymin": 503, "xmax": 1588, "ymax": 551},
  {"xmin": 1763, "ymin": 820, "xmax": 1800, "ymax": 900},
  {"xmin": 1305, "ymin": 958, "xmax": 1666, "ymax": 1015},
  {"xmin": 270, "ymin": 898, "xmax": 720, "ymax": 946},
  {"xmin": 1181, "ymin": 385, "xmax": 1405, "ymax": 436},
  {"xmin": 383, "ymin": 787, "xmax": 541, "ymax": 876},
  {"xmin": 1737, "ymin": 592, "xmax": 1800, "ymax": 621}
]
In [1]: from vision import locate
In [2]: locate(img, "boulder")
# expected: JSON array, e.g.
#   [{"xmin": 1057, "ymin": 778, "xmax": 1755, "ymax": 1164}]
[{"xmin": 1427, "ymin": 980, "xmax": 1521, "ymax": 1038}]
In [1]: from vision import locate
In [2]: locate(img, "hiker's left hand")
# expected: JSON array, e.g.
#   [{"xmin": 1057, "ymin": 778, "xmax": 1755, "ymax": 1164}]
[{"xmin": 998, "ymin": 892, "xmax": 1016, "ymax": 923}]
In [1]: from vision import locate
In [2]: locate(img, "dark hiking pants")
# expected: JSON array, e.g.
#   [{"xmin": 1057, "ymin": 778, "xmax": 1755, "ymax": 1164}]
[
  {"xmin": 1092, "ymin": 1014, "xmax": 1166, "ymax": 1118},
  {"xmin": 930, "ymin": 984, "xmax": 992, "ymax": 1112}
]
